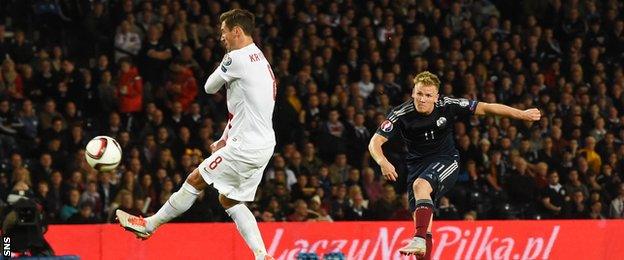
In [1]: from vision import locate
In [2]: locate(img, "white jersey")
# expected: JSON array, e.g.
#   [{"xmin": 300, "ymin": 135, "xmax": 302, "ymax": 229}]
[{"xmin": 216, "ymin": 43, "xmax": 276, "ymax": 150}]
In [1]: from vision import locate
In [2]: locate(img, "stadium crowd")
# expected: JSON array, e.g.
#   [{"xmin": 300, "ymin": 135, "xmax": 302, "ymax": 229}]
[{"xmin": 1, "ymin": 0, "xmax": 624, "ymax": 225}]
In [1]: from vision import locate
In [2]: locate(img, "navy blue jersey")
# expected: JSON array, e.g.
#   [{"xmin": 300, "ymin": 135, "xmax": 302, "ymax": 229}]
[{"xmin": 376, "ymin": 97, "xmax": 478, "ymax": 163}]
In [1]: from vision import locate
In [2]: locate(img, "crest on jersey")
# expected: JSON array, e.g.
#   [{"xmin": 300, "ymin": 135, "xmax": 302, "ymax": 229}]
[
  {"xmin": 436, "ymin": 117, "xmax": 447, "ymax": 127},
  {"xmin": 381, "ymin": 120, "xmax": 393, "ymax": 132},
  {"xmin": 459, "ymin": 99, "xmax": 469, "ymax": 107}
]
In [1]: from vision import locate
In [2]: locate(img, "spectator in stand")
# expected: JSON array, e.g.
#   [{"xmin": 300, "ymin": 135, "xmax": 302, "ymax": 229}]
[
  {"xmin": 116, "ymin": 58, "xmax": 143, "ymax": 131},
  {"xmin": 139, "ymin": 25, "xmax": 172, "ymax": 93},
  {"xmin": 9, "ymin": 30, "xmax": 35, "ymax": 65},
  {"xmin": 588, "ymin": 201, "xmax": 605, "ymax": 219},
  {"xmin": 345, "ymin": 192, "xmax": 369, "ymax": 220},
  {"xmin": 609, "ymin": 184, "xmax": 624, "ymax": 219},
  {"xmin": 301, "ymin": 142, "xmax": 323, "ymax": 175},
  {"xmin": 568, "ymin": 190, "xmax": 588, "ymax": 218},
  {"xmin": 328, "ymin": 153, "xmax": 350, "ymax": 185},
  {"xmin": 67, "ymin": 203, "xmax": 99, "ymax": 224},
  {"xmin": 369, "ymin": 184, "xmax": 400, "ymax": 220},
  {"xmin": 329, "ymin": 184, "xmax": 349, "ymax": 221},
  {"xmin": 541, "ymin": 171, "xmax": 567, "ymax": 219},
  {"xmin": 114, "ymin": 21, "xmax": 142, "ymax": 62},
  {"xmin": 565, "ymin": 170, "xmax": 589, "ymax": 199},
  {"xmin": 436, "ymin": 196, "xmax": 460, "ymax": 220},
  {"xmin": 109, "ymin": 190, "xmax": 141, "ymax": 222},
  {"xmin": 288, "ymin": 199, "xmax": 313, "ymax": 221},
  {"xmin": 290, "ymin": 174, "xmax": 315, "ymax": 201},
  {"xmin": 0, "ymin": 58, "xmax": 24, "ymax": 99},
  {"xmin": 165, "ymin": 58, "xmax": 198, "ymax": 111},
  {"xmin": 579, "ymin": 136, "xmax": 602, "ymax": 174},
  {"xmin": 60, "ymin": 188, "xmax": 81, "ymax": 221}
]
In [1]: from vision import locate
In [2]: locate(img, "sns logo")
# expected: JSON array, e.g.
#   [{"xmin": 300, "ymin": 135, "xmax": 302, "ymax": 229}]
[
  {"xmin": 3, "ymin": 237, "xmax": 10, "ymax": 257},
  {"xmin": 381, "ymin": 120, "xmax": 393, "ymax": 132}
]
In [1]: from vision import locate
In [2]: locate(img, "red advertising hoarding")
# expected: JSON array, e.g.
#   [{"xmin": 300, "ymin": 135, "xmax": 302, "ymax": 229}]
[{"xmin": 44, "ymin": 220, "xmax": 624, "ymax": 259}]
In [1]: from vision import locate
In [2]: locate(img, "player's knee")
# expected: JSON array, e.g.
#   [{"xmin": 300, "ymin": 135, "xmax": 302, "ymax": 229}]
[
  {"xmin": 412, "ymin": 179, "xmax": 424, "ymax": 190},
  {"xmin": 413, "ymin": 179, "xmax": 432, "ymax": 194},
  {"xmin": 219, "ymin": 194, "xmax": 240, "ymax": 209},
  {"xmin": 186, "ymin": 169, "xmax": 208, "ymax": 191}
]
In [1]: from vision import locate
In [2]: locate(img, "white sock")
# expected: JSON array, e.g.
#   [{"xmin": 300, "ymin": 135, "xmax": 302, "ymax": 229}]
[
  {"xmin": 145, "ymin": 182, "xmax": 200, "ymax": 232},
  {"xmin": 226, "ymin": 203, "xmax": 267, "ymax": 259}
]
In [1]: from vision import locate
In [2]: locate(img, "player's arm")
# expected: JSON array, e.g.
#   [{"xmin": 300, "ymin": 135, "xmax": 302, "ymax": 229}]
[
  {"xmin": 210, "ymin": 124, "xmax": 229, "ymax": 153},
  {"xmin": 211, "ymin": 118, "xmax": 231, "ymax": 153},
  {"xmin": 209, "ymin": 113, "xmax": 234, "ymax": 153},
  {"xmin": 204, "ymin": 53, "xmax": 241, "ymax": 94},
  {"xmin": 474, "ymin": 102, "xmax": 541, "ymax": 121},
  {"xmin": 370, "ymin": 111, "xmax": 401, "ymax": 181},
  {"xmin": 368, "ymin": 133, "xmax": 398, "ymax": 181},
  {"xmin": 368, "ymin": 133, "xmax": 389, "ymax": 165},
  {"xmin": 203, "ymin": 69, "xmax": 226, "ymax": 94}
]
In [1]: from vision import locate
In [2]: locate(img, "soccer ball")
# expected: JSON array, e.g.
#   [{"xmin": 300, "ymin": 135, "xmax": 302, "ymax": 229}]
[{"xmin": 85, "ymin": 136, "xmax": 122, "ymax": 172}]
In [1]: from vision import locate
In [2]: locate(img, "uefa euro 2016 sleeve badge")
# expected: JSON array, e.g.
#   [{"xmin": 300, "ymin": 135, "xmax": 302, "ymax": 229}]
[
  {"xmin": 221, "ymin": 54, "xmax": 232, "ymax": 72},
  {"xmin": 381, "ymin": 120, "xmax": 393, "ymax": 132}
]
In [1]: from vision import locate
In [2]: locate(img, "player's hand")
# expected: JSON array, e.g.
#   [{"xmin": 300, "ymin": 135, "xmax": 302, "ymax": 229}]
[
  {"xmin": 210, "ymin": 139, "xmax": 226, "ymax": 153},
  {"xmin": 380, "ymin": 161, "xmax": 398, "ymax": 181},
  {"xmin": 521, "ymin": 108, "xmax": 541, "ymax": 121}
]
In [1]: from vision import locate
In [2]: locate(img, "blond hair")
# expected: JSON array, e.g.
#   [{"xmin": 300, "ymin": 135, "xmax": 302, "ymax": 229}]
[
  {"xmin": 12, "ymin": 167, "xmax": 32, "ymax": 187},
  {"xmin": 413, "ymin": 71, "xmax": 441, "ymax": 89}
]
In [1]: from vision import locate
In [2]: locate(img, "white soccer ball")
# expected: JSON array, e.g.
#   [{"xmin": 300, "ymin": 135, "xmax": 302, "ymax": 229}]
[{"xmin": 85, "ymin": 136, "xmax": 122, "ymax": 172}]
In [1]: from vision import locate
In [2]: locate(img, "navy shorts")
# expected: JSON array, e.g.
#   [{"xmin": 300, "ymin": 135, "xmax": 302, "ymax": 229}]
[{"xmin": 407, "ymin": 154, "xmax": 459, "ymax": 211}]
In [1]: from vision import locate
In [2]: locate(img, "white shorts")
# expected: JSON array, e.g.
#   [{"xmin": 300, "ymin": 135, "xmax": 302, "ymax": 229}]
[{"xmin": 198, "ymin": 144, "xmax": 273, "ymax": 202}]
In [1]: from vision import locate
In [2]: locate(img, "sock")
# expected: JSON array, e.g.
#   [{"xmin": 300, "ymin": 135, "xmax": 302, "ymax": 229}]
[
  {"xmin": 145, "ymin": 182, "xmax": 200, "ymax": 232},
  {"xmin": 425, "ymin": 232, "xmax": 433, "ymax": 260},
  {"xmin": 226, "ymin": 203, "xmax": 267, "ymax": 259},
  {"xmin": 415, "ymin": 199, "xmax": 433, "ymax": 238}
]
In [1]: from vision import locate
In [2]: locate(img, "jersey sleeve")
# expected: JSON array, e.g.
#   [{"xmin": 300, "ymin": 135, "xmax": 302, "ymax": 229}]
[
  {"xmin": 217, "ymin": 53, "xmax": 243, "ymax": 83},
  {"xmin": 375, "ymin": 109, "xmax": 403, "ymax": 139},
  {"xmin": 440, "ymin": 97, "xmax": 479, "ymax": 117}
]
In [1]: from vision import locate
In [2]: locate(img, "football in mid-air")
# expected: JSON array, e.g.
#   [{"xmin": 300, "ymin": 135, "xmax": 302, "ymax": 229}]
[{"xmin": 85, "ymin": 136, "xmax": 122, "ymax": 172}]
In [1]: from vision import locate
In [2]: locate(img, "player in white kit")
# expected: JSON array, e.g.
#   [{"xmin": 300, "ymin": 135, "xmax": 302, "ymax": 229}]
[{"xmin": 116, "ymin": 9, "xmax": 276, "ymax": 260}]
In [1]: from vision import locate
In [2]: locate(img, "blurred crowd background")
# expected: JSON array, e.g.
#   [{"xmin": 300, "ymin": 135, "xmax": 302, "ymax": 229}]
[{"xmin": 1, "ymin": 0, "xmax": 624, "ymax": 225}]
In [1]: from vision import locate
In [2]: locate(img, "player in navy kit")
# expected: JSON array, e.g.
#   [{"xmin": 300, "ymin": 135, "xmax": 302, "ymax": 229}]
[{"xmin": 368, "ymin": 71, "xmax": 541, "ymax": 258}]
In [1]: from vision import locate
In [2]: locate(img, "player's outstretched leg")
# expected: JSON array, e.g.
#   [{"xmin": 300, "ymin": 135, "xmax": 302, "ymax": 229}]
[
  {"xmin": 117, "ymin": 169, "xmax": 205, "ymax": 239},
  {"xmin": 400, "ymin": 178, "xmax": 433, "ymax": 256},
  {"xmin": 220, "ymin": 195, "xmax": 273, "ymax": 260}
]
